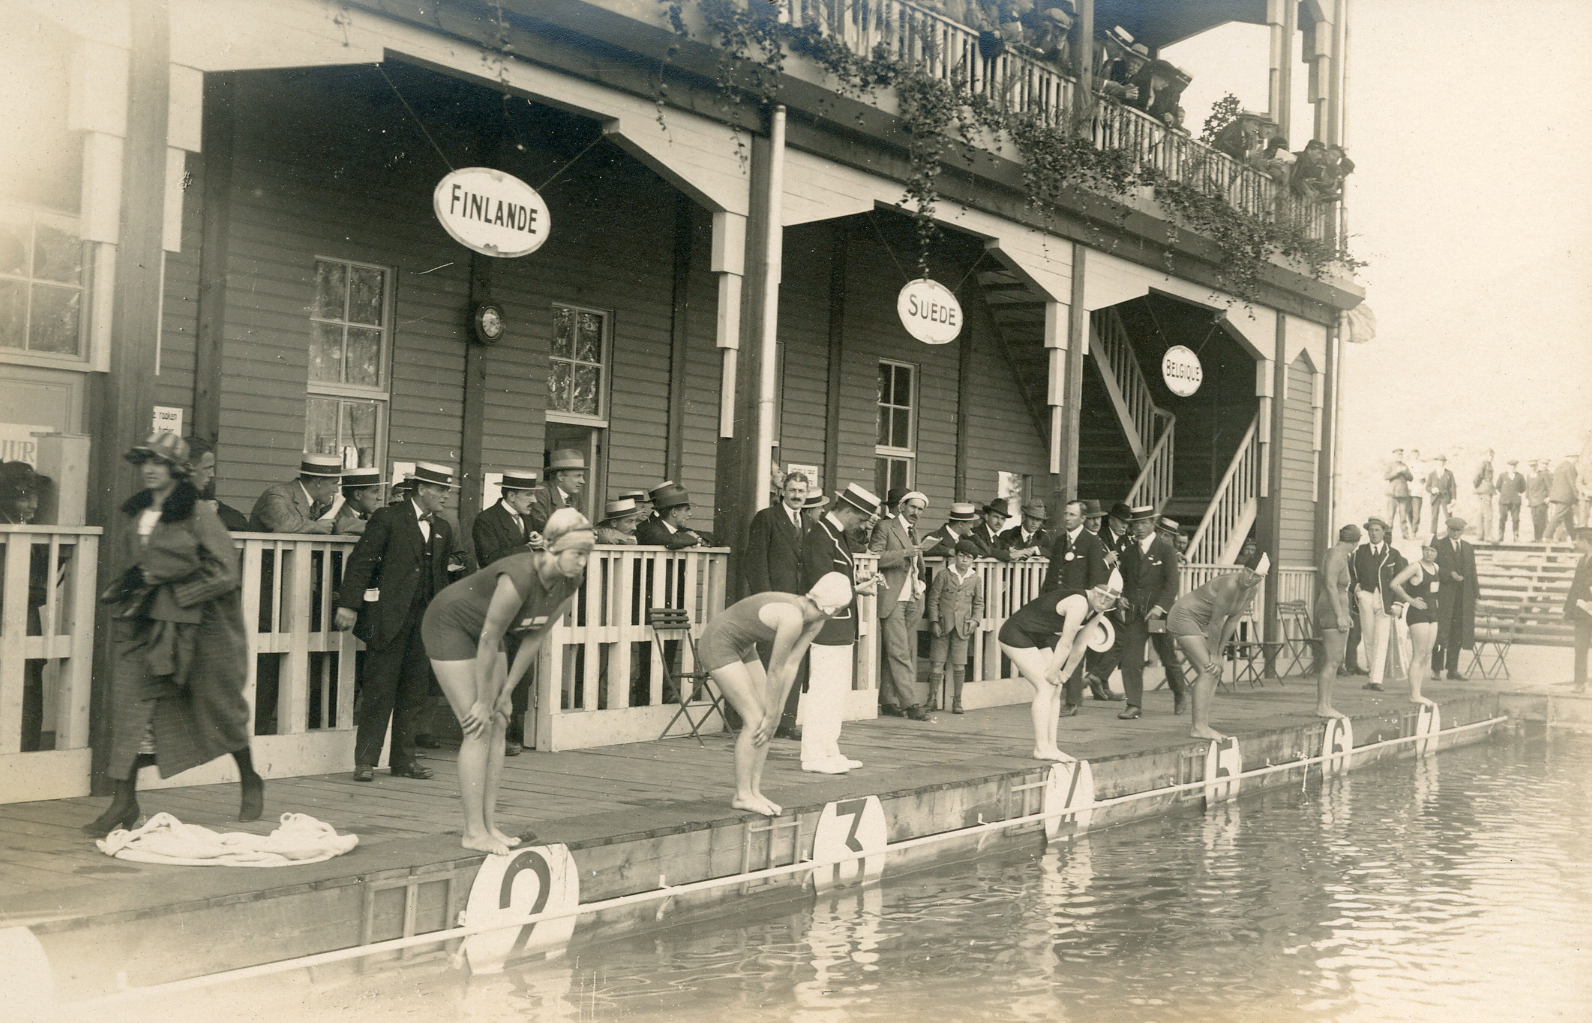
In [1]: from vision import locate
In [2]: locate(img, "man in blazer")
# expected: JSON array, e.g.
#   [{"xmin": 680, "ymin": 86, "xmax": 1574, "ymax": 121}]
[
  {"xmin": 474, "ymin": 469, "xmax": 542, "ymax": 567},
  {"xmin": 333, "ymin": 468, "xmax": 385, "ymax": 535},
  {"xmin": 1043, "ymin": 499, "xmax": 1113, "ymax": 704},
  {"xmin": 964, "ymin": 498, "xmax": 1013, "ymax": 561},
  {"xmin": 526, "ymin": 448, "xmax": 586, "ymax": 535},
  {"xmin": 1350, "ymin": 517, "xmax": 1407, "ymax": 692},
  {"xmin": 335, "ymin": 461, "xmax": 460, "ymax": 782},
  {"xmin": 922, "ymin": 502, "xmax": 978, "ymax": 557},
  {"xmin": 742, "ymin": 471, "xmax": 812, "ymax": 739},
  {"xmin": 1565, "ymin": 526, "xmax": 1592, "ymax": 692},
  {"xmin": 799, "ymin": 482, "xmax": 879, "ymax": 774},
  {"xmin": 1431, "ymin": 516, "xmax": 1478, "ymax": 681},
  {"xmin": 870, "ymin": 489, "xmax": 936, "ymax": 720},
  {"xmin": 248, "ymin": 453, "xmax": 343, "ymax": 533},
  {"xmin": 1114, "ymin": 505, "xmax": 1187, "ymax": 719},
  {"xmin": 1425, "ymin": 455, "xmax": 1457, "ymax": 536}
]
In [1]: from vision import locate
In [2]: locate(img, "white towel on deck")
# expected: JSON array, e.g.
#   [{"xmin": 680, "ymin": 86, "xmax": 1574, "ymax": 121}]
[{"xmin": 95, "ymin": 812, "xmax": 359, "ymax": 866}]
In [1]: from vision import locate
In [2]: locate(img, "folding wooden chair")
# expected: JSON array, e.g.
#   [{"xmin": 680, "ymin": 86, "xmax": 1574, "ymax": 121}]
[
  {"xmin": 1467, "ymin": 600, "xmax": 1521, "ymax": 680},
  {"xmin": 649, "ymin": 607, "xmax": 727, "ymax": 745},
  {"xmin": 1274, "ymin": 600, "xmax": 1323, "ymax": 678}
]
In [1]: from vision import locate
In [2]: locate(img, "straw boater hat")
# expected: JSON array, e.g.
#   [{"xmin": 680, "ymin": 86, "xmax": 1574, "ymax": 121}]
[
  {"xmin": 835, "ymin": 482, "xmax": 881, "ymax": 517},
  {"xmin": 613, "ymin": 487, "xmax": 649, "ymax": 504},
  {"xmin": 1157, "ymin": 515, "xmax": 1180, "ymax": 533},
  {"xmin": 341, "ymin": 468, "xmax": 382, "ymax": 489},
  {"xmin": 409, "ymin": 461, "xmax": 459, "ymax": 489},
  {"xmin": 1127, "ymin": 504, "xmax": 1157, "ymax": 522},
  {"xmin": 298, "ymin": 454, "xmax": 343, "ymax": 477},
  {"xmin": 946, "ymin": 502, "xmax": 978, "ymax": 522},
  {"xmin": 801, "ymin": 492, "xmax": 829, "ymax": 511},
  {"xmin": 547, "ymin": 448, "xmax": 585, "ymax": 472},
  {"xmin": 498, "ymin": 469, "xmax": 538, "ymax": 491},
  {"xmin": 650, "ymin": 483, "xmax": 691, "ymax": 510},
  {"xmin": 602, "ymin": 496, "xmax": 641, "ymax": 521}
]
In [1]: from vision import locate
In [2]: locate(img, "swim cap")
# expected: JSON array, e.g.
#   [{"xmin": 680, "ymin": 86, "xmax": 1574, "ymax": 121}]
[{"xmin": 807, "ymin": 572, "xmax": 852, "ymax": 614}]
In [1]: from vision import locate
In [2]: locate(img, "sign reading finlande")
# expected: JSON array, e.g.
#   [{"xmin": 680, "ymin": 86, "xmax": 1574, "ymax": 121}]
[
  {"xmin": 434, "ymin": 167, "xmax": 550, "ymax": 258},
  {"xmin": 1161, "ymin": 344, "xmax": 1203, "ymax": 397},
  {"xmin": 897, "ymin": 278, "xmax": 962, "ymax": 345}
]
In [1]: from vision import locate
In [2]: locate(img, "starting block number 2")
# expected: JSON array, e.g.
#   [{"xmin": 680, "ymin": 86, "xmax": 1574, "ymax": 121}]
[{"xmin": 462, "ymin": 844, "xmax": 580, "ymax": 974}]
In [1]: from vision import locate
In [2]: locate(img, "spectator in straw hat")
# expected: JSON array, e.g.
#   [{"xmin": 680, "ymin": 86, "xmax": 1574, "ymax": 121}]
[
  {"xmin": 247, "ymin": 453, "xmax": 344, "ymax": 534},
  {"xmin": 475, "ymin": 470, "xmax": 542, "ymax": 566},
  {"xmin": 1000, "ymin": 499, "xmax": 1052, "ymax": 560},
  {"xmin": 799, "ymin": 483, "xmax": 882, "ymax": 774},
  {"xmin": 612, "ymin": 486, "xmax": 651, "ymax": 524},
  {"xmin": 333, "ymin": 468, "xmax": 385, "ymax": 536},
  {"xmin": 922, "ymin": 501, "xmax": 978, "ymax": 557},
  {"xmin": 1114, "ymin": 504, "xmax": 1188, "ymax": 720},
  {"xmin": 800, "ymin": 491, "xmax": 829, "ymax": 529},
  {"xmin": 334, "ymin": 461, "xmax": 461, "ymax": 782},
  {"xmin": 596, "ymin": 496, "xmax": 643, "ymax": 544},
  {"xmin": 870, "ymin": 489, "xmax": 936, "ymax": 720},
  {"xmin": 527, "ymin": 448, "xmax": 587, "ymax": 535},
  {"xmin": 1350, "ymin": 516, "xmax": 1406, "ymax": 693},
  {"xmin": 636, "ymin": 482, "xmax": 714, "ymax": 548}
]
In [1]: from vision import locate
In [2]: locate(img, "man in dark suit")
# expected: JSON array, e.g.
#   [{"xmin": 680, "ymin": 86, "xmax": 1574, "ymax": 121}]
[
  {"xmin": 1431, "ymin": 516, "xmax": 1478, "ymax": 681},
  {"xmin": 870, "ymin": 489, "xmax": 936, "ymax": 719},
  {"xmin": 1000, "ymin": 500, "xmax": 1052, "ymax": 560},
  {"xmin": 1115, "ymin": 505, "xmax": 1187, "ymax": 719},
  {"xmin": 1496, "ymin": 458, "xmax": 1526, "ymax": 543},
  {"xmin": 1565, "ymin": 526, "xmax": 1592, "ymax": 692},
  {"xmin": 471, "ymin": 468, "xmax": 540, "ymax": 754},
  {"xmin": 1351, "ymin": 517, "xmax": 1406, "ymax": 692},
  {"xmin": 742, "ymin": 471, "xmax": 812, "ymax": 738},
  {"xmin": 964, "ymin": 499, "xmax": 1013, "ymax": 561},
  {"xmin": 526, "ymin": 448, "xmax": 586, "ymax": 535},
  {"xmin": 799, "ymin": 483, "xmax": 879, "ymax": 774},
  {"xmin": 474, "ymin": 469, "xmax": 541, "ymax": 567},
  {"xmin": 636, "ymin": 482, "xmax": 714, "ymax": 547},
  {"xmin": 248, "ymin": 453, "xmax": 343, "ymax": 533},
  {"xmin": 333, "ymin": 468, "xmax": 385, "ymax": 535},
  {"xmin": 1425, "ymin": 455, "xmax": 1457, "ymax": 537},
  {"xmin": 1042, "ymin": 499, "xmax": 1112, "ymax": 705},
  {"xmin": 922, "ymin": 502, "xmax": 978, "ymax": 556},
  {"xmin": 334, "ymin": 461, "xmax": 460, "ymax": 782}
]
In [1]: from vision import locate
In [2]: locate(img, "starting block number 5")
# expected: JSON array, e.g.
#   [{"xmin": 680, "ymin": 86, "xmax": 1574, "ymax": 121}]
[
  {"xmin": 463, "ymin": 844, "xmax": 580, "ymax": 974},
  {"xmin": 812, "ymin": 795, "xmax": 888, "ymax": 892}
]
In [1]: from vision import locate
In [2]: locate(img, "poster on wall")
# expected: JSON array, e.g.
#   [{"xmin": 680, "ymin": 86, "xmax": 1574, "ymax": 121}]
[
  {"xmin": 0, "ymin": 424, "xmax": 49, "ymax": 465},
  {"xmin": 152, "ymin": 406, "xmax": 184, "ymax": 437}
]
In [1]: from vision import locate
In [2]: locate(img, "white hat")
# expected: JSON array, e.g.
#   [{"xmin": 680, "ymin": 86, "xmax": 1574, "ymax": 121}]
[
  {"xmin": 808, "ymin": 572, "xmax": 852, "ymax": 614},
  {"xmin": 1251, "ymin": 552, "xmax": 1270, "ymax": 576}
]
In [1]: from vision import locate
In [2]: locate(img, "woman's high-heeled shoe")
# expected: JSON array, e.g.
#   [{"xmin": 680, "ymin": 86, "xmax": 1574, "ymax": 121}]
[{"xmin": 82, "ymin": 800, "xmax": 140, "ymax": 838}]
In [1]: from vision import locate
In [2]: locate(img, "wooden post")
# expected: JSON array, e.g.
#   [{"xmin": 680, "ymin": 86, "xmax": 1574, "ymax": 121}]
[
  {"xmin": 88, "ymin": 0, "xmax": 171, "ymax": 788},
  {"xmin": 822, "ymin": 220, "xmax": 848, "ymax": 500},
  {"xmin": 1073, "ymin": 0, "xmax": 1094, "ymax": 131},
  {"xmin": 459, "ymin": 119, "xmax": 505, "ymax": 548},
  {"xmin": 1262, "ymin": 317, "xmax": 1289, "ymax": 643},
  {"xmin": 666, "ymin": 194, "xmax": 695, "ymax": 480},
  {"xmin": 193, "ymin": 74, "xmax": 235, "ymax": 443},
  {"xmin": 1058, "ymin": 245, "xmax": 1087, "ymax": 499}
]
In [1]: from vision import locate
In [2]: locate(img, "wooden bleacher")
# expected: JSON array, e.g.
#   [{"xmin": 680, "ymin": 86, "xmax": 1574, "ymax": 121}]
[{"xmin": 1474, "ymin": 542, "xmax": 1577, "ymax": 647}]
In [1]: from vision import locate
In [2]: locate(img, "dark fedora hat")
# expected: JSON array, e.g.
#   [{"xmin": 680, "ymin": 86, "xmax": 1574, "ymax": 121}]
[
  {"xmin": 979, "ymin": 497, "xmax": 1011, "ymax": 517},
  {"xmin": 650, "ymin": 483, "xmax": 691, "ymax": 510},
  {"xmin": 1109, "ymin": 501, "xmax": 1133, "ymax": 522},
  {"xmin": 1079, "ymin": 499, "xmax": 1104, "ymax": 518}
]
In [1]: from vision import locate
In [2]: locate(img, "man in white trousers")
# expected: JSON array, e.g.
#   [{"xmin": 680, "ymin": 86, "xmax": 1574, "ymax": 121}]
[
  {"xmin": 1350, "ymin": 517, "xmax": 1407, "ymax": 693},
  {"xmin": 799, "ymin": 482, "xmax": 881, "ymax": 774}
]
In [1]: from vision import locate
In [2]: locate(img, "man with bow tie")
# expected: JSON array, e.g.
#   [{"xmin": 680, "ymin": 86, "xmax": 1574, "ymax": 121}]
[
  {"xmin": 473, "ymin": 469, "xmax": 543, "ymax": 567},
  {"xmin": 335, "ymin": 462, "xmax": 462, "ymax": 782},
  {"xmin": 247, "ymin": 453, "xmax": 343, "ymax": 534}
]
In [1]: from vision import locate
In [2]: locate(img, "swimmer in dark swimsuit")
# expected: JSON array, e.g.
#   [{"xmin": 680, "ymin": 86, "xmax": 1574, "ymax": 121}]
[
  {"xmin": 697, "ymin": 572, "xmax": 855, "ymax": 816},
  {"xmin": 997, "ymin": 576, "xmax": 1122, "ymax": 762}
]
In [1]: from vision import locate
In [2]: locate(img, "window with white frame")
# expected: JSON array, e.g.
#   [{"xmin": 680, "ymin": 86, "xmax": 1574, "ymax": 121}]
[
  {"xmin": 305, "ymin": 257, "xmax": 390, "ymax": 468},
  {"xmin": 0, "ymin": 206, "xmax": 83, "ymax": 358},
  {"xmin": 875, "ymin": 359, "xmax": 916, "ymax": 495},
  {"xmin": 548, "ymin": 303, "xmax": 608, "ymax": 422}
]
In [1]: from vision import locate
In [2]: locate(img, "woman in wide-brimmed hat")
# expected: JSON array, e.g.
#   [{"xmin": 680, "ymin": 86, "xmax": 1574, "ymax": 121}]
[{"xmin": 83, "ymin": 431, "xmax": 260, "ymax": 837}]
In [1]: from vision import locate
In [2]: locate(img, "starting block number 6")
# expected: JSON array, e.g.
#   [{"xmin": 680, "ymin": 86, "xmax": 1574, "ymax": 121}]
[
  {"xmin": 1203, "ymin": 736, "xmax": 1243, "ymax": 807},
  {"xmin": 812, "ymin": 795, "xmax": 888, "ymax": 892}
]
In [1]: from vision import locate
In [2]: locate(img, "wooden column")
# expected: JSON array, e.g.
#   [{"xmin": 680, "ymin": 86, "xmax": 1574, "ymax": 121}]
[
  {"xmin": 1261, "ymin": 317, "xmax": 1289, "ymax": 641},
  {"xmin": 665, "ymin": 194, "xmax": 695, "ymax": 479},
  {"xmin": 89, "ymin": 0, "xmax": 171, "ymax": 787},
  {"xmin": 192, "ymin": 74, "xmax": 235, "ymax": 443},
  {"xmin": 1317, "ymin": 314, "xmax": 1342, "ymax": 552},
  {"xmin": 822, "ymin": 221, "xmax": 848, "ymax": 499},
  {"xmin": 1073, "ymin": 0, "xmax": 1094, "ymax": 129},
  {"xmin": 459, "ymin": 119, "xmax": 506, "ymax": 545},
  {"xmin": 1057, "ymin": 245, "xmax": 1087, "ymax": 500}
]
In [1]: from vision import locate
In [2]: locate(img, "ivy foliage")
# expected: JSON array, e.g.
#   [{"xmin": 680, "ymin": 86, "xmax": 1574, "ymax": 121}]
[{"xmin": 665, "ymin": 1, "xmax": 1359, "ymax": 302}]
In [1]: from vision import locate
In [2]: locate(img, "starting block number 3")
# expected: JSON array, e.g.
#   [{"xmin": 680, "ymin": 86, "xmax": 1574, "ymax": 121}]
[
  {"xmin": 462, "ymin": 844, "xmax": 580, "ymax": 974},
  {"xmin": 812, "ymin": 795, "xmax": 888, "ymax": 892}
]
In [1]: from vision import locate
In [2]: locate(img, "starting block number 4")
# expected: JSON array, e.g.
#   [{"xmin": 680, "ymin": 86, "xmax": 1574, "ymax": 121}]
[
  {"xmin": 463, "ymin": 844, "xmax": 580, "ymax": 974},
  {"xmin": 1322, "ymin": 718, "xmax": 1354, "ymax": 777},
  {"xmin": 812, "ymin": 795, "xmax": 888, "ymax": 892},
  {"xmin": 1203, "ymin": 736, "xmax": 1243, "ymax": 807},
  {"xmin": 1043, "ymin": 760, "xmax": 1095, "ymax": 842},
  {"xmin": 1415, "ymin": 704, "xmax": 1442, "ymax": 757}
]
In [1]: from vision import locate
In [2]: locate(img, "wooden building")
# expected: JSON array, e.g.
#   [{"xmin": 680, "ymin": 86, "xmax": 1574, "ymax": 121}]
[{"xmin": 0, "ymin": 0, "xmax": 1361, "ymax": 800}]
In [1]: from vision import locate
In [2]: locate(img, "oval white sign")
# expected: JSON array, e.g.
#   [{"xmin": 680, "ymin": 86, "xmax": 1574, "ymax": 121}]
[
  {"xmin": 897, "ymin": 278, "xmax": 962, "ymax": 344},
  {"xmin": 434, "ymin": 167, "xmax": 550, "ymax": 258},
  {"xmin": 1162, "ymin": 344, "xmax": 1203, "ymax": 397}
]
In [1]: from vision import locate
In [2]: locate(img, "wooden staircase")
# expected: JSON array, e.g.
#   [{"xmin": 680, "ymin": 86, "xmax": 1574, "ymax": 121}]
[
  {"xmin": 1474, "ymin": 542, "xmax": 1579, "ymax": 646},
  {"xmin": 1186, "ymin": 416, "xmax": 1260, "ymax": 565},
  {"xmin": 1091, "ymin": 309, "xmax": 1175, "ymax": 510}
]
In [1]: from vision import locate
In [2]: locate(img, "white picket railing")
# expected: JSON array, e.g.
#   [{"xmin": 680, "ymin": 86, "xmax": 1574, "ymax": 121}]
[
  {"xmin": 0, "ymin": 526, "xmax": 100, "ymax": 802},
  {"xmin": 1091, "ymin": 308, "xmax": 1167, "ymax": 465},
  {"xmin": 1127, "ymin": 418, "xmax": 1176, "ymax": 511},
  {"xmin": 1187, "ymin": 416, "xmax": 1261, "ymax": 565}
]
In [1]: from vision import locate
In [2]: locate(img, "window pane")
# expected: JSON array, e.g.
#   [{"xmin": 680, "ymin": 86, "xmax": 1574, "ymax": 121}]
[
  {"xmin": 32, "ymin": 222, "xmax": 80, "ymax": 284},
  {"xmin": 345, "ymin": 327, "xmax": 381, "ymax": 387},
  {"xmin": 346, "ymin": 266, "xmax": 384, "ymax": 325},
  {"xmin": 876, "ymin": 404, "xmax": 891, "ymax": 446},
  {"xmin": 0, "ymin": 279, "xmax": 24, "ymax": 348},
  {"xmin": 893, "ymin": 365, "xmax": 913, "ymax": 406},
  {"xmin": 552, "ymin": 306, "xmax": 574, "ymax": 359},
  {"xmin": 28, "ymin": 284, "xmax": 80, "ymax": 354},
  {"xmin": 571, "ymin": 363, "xmax": 600, "ymax": 416},
  {"xmin": 305, "ymin": 397, "xmax": 340, "ymax": 455},
  {"xmin": 891, "ymin": 407, "xmax": 910, "ymax": 448},
  {"xmin": 575, "ymin": 312, "xmax": 602, "ymax": 363},
  {"xmin": 890, "ymin": 459, "xmax": 909, "ymax": 493},
  {"xmin": 342, "ymin": 401, "xmax": 379, "ymax": 468},
  {"xmin": 878, "ymin": 364, "xmax": 892, "ymax": 404},
  {"xmin": 0, "ymin": 211, "xmax": 27, "ymax": 277},
  {"xmin": 548, "ymin": 359, "xmax": 570, "ymax": 411},
  {"xmin": 308, "ymin": 322, "xmax": 342, "ymax": 384},
  {"xmin": 312, "ymin": 261, "xmax": 346, "ymax": 319}
]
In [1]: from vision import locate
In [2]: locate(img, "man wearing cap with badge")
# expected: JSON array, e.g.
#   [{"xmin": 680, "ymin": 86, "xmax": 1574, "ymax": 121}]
[
  {"xmin": 527, "ymin": 448, "xmax": 587, "ymax": 535},
  {"xmin": 1431, "ymin": 516, "xmax": 1478, "ymax": 681},
  {"xmin": 963, "ymin": 498, "xmax": 1013, "ymax": 561},
  {"xmin": 637, "ymin": 481, "xmax": 713, "ymax": 548},
  {"xmin": 1350, "ymin": 516, "xmax": 1406, "ymax": 692},
  {"xmin": 1114, "ymin": 504, "xmax": 1188, "ymax": 720},
  {"xmin": 1001, "ymin": 500, "xmax": 1053, "ymax": 560},
  {"xmin": 335, "ymin": 461, "xmax": 462, "ymax": 781},
  {"xmin": 870, "ymin": 488, "xmax": 937, "ymax": 720},
  {"xmin": 923, "ymin": 502, "xmax": 978, "ymax": 557},
  {"xmin": 799, "ymin": 483, "xmax": 881, "ymax": 773},
  {"xmin": 248, "ymin": 453, "xmax": 344, "ymax": 533},
  {"xmin": 475, "ymin": 470, "xmax": 543, "ymax": 566},
  {"xmin": 333, "ymin": 468, "xmax": 385, "ymax": 535}
]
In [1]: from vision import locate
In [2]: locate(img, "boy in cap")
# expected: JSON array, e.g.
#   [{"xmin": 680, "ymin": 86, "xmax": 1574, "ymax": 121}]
[
  {"xmin": 248, "ymin": 453, "xmax": 344, "ymax": 534},
  {"xmin": 927, "ymin": 538, "xmax": 985, "ymax": 713}
]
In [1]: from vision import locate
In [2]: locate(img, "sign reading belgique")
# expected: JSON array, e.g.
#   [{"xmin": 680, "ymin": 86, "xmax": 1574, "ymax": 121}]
[
  {"xmin": 897, "ymin": 278, "xmax": 962, "ymax": 344},
  {"xmin": 433, "ymin": 167, "xmax": 550, "ymax": 258},
  {"xmin": 1161, "ymin": 344, "xmax": 1203, "ymax": 397}
]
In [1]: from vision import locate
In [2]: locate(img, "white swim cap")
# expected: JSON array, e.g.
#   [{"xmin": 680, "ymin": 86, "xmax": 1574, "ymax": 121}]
[{"xmin": 807, "ymin": 572, "xmax": 852, "ymax": 614}]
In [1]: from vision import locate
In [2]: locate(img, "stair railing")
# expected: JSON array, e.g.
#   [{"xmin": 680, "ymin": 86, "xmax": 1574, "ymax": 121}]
[
  {"xmin": 1091, "ymin": 309, "xmax": 1163, "ymax": 465},
  {"xmin": 1187, "ymin": 415, "xmax": 1260, "ymax": 565},
  {"xmin": 1126, "ymin": 416, "xmax": 1176, "ymax": 510}
]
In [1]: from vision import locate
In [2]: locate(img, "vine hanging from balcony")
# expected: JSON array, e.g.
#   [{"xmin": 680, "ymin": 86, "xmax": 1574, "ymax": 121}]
[{"xmin": 664, "ymin": 1, "xmax": 1358, "ymax": 302}]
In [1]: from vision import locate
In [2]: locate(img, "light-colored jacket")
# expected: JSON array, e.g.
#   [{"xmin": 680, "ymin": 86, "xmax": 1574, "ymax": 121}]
[{"xmin": 927, "ymin": 565, "xmax": 983, "ymax": 638}]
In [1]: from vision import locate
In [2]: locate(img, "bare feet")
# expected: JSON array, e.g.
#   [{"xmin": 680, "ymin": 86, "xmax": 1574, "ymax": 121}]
[
  {"xmin": 1033, "ymin": 747, "xmax": 1076, "ymax": 762},
  {"xmin": 1315, "ymin": 706, "xmax": 1348, "ymax": 720},
  {"xmin": 732, "ymin": 794, "xmax": 781, "ymax": 817},
  {"xmin": 462, "ymin": 830, "xmax": 511, "ymax": 856},
  {"xmin": 1410, "ymin": 696, "xmax": 1436, "ymax": 707},
  {"xmin": 1190, "ymin": 725, "xmax": 1226, "ymax": 741},
  {"xmin": 489, "ymin": 827, "xmax": 522, "ymax": 848}
]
